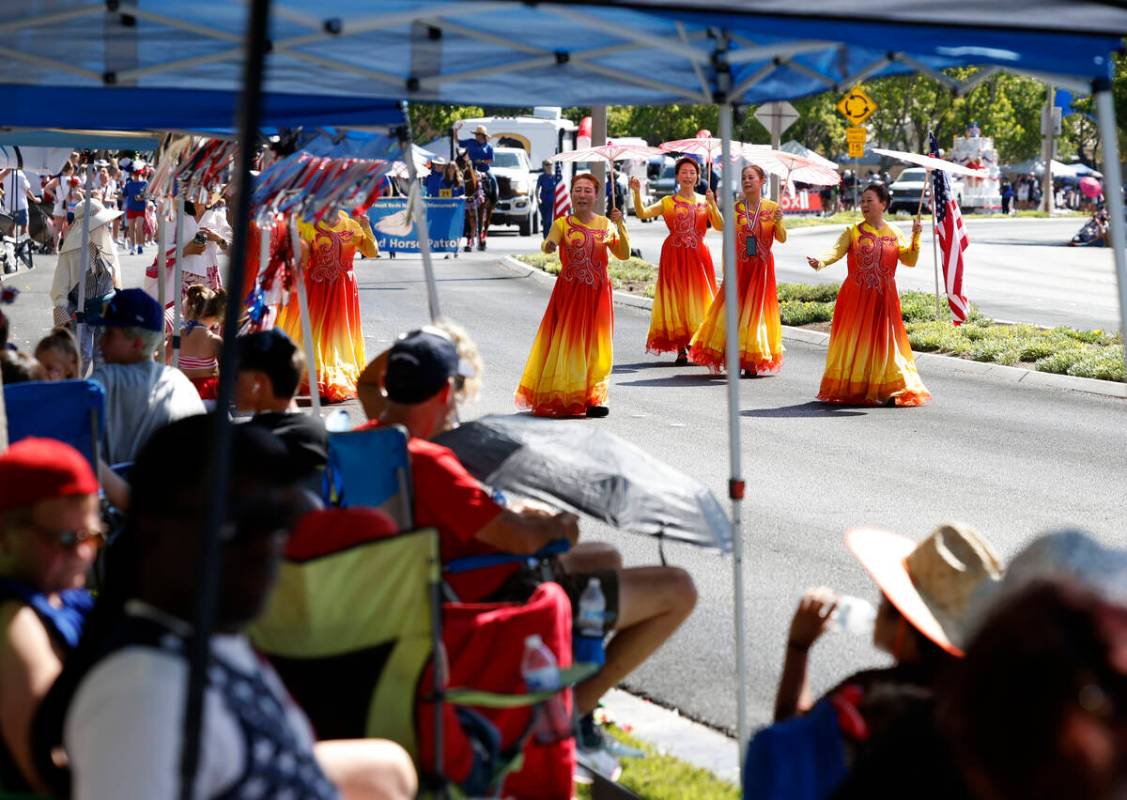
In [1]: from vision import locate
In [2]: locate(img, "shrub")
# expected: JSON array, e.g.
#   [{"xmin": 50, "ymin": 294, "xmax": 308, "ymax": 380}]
[
  {"xmin": 905, "ymin": 321, "xmax": 970, "ymax": 355},
  {"xmin": 1066, "ymin": 347, "xmax": 1125, "ymax": 382},
  {"xmin": 777, "ymin": 282, "xmax": 840, "ymax": 303},
  {"xmin": 780, "ymin": 301, "xmax": 835, "ymax": 326},
  {"xmin": 1034, "ymin": 349, "xmax": 1089, "ymax": 374},
  {"xmin": 968, "ymin": 339, "xmax": 1020, "ymax": 365}
]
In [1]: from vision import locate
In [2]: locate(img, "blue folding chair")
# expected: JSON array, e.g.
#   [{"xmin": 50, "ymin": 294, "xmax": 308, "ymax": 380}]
[
  {"xmin": 322, "ymin": 424, "xmax": 414, "ymax": 530},
  {"xmin": 4, "ymin": 379, "xmax": 106, "ymax": 467}
]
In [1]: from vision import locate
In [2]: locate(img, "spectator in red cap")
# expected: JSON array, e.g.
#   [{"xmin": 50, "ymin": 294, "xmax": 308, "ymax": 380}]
[{"xmin": 0, "ymin": 438, "xmax": 101, "ymax": 794}]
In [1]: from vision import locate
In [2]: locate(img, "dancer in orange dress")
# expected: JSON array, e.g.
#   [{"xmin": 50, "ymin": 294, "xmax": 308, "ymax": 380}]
[
  {"xmin": 689, "ymin": 163, "xmax": 786, "ymax": 377},
  {"xmin": 630, "ymin": 157, "xmax": 722, "ymax": 364},
  {"xmin": 277, "ymin": 210, "xmax": 377, "ymax": 403},
  {"xmin": 516, "ymin": 173, "xmax": 630, "ymax": 418},
  {"xmin": 806, "ymin": 183, "xmax": 930, "ymax": 407}
]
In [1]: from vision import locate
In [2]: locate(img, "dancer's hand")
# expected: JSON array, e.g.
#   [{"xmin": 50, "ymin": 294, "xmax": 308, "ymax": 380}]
[
  {"xmin": 705, "ymin": 189, "xmax": 716, "ymax": 204},
  {"xmin": 773, "ymin": 208, "xmax": 784, "ymax": 222},
  {"xmin": 544, "ymin": 240, "xmax": 558, "ymax": 253},
  {"xmin": 629, "ymin": 177, "xmax": 640, "ymax": 193},
  {"xmin": 806, "ymin": 256, "xmax": 822, "ymax": 270},
  {"xmin": 609, "ymin": 208, "xmax": 624, "ymax": 226},
  {"xmin": 912, "ymin": 218, "xmax": 923, "ymax": 236}
]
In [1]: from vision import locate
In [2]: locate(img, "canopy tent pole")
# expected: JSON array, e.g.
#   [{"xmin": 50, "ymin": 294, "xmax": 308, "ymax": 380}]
[
  {"xmin": 172, "ymin": 193, "xmax": 186, "ymax": 367},
  {"xmin": 1094, "ymin": 78, "xmax": 1127, "ymax": 381},
  {"xmin": 924, "ymin": 173, "xmax": 941, "ymax": 318},
  {"xmin": 290, "ymin": 221, "xmax": 322, "ymax": 416},
  {"xmin": 179, "ymin": 0, "xmax": 270, "ymax": 798},
  {"xmin": 156, "ymin": 198, "xmax": 168, "ymax": 350},
  {"xmin": 75, "ymin": 163, "xmax": 95, "ymax": 375},
  {"xmin": 718, "ymin": 99, "xmax": 749, "ymax": 770},
  {"xmin": 398, "ymin": 103, "xmax": 441, "ymax": 321}
]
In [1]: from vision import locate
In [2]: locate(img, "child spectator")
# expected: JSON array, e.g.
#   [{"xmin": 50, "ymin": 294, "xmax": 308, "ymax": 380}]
[
  {"xmin": 0, "ymin": 439, "xmax": 101, "ymax": 794},
  {"xmin": 33, "ymin": 328, "xmax": 80, "ymax": 382},
  {"xmin": 177, "ymin": 284, "xmax": 226, "ymax": 401},
  {"xmin": 235, "ymin": 329, "xmax": 328, "ymax": 487},
  {"xmin": 89, "ymin": 288, "xmax": 204, "ymax": 464},
  {"xmin": 121, "ymin": 166, "xmax": 148, "ymax": 255}
]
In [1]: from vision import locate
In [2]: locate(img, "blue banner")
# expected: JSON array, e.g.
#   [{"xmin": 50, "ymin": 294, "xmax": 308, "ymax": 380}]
[{"xmin": 368, "ymin": 197, "xmax": 464, "ymax": 254}]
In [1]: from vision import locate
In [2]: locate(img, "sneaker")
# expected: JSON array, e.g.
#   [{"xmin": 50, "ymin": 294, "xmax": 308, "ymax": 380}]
[
  {"xmin": 585, "ymin": 405, "xmax": 610, "ymax": 418},
  {"xmin": 136, "ymin": 245, "xmax": 143, "ymax": 255},
  {"xmin": 741, "ymin": 368, "xmax": 757, "ymax": 378},
  {"xmin": 674, "ymin": 351, "xmax": 689, "ymax": 366}
]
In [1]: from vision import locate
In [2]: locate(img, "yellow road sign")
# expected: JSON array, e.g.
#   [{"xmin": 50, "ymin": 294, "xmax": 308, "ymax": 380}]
[
  {"xmin": 848, "ymin": 141, "xmax": 865, "ymax": 158},
  {"xmin": 845, "ymin": 126, "xmax": 867, "ymax": 145},
  {"xmin": 837, "ymin": 87, "xmax": 878, "ymax": 126}
]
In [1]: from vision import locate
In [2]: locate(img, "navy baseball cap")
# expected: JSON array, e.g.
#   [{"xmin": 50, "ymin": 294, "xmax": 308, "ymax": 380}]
[
  {"xmin": 384, "ymin": 327, "xmax": 474, "ymax": 404},
  {"xmin": 89, "ymin": 288, "xmax": 163, "ymax": 333}
]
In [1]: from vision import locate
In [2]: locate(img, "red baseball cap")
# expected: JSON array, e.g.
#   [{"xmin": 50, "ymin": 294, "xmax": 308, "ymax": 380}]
[{"xmin": 0, "ymin": 438, "xmax": 98, "ymax": 511}]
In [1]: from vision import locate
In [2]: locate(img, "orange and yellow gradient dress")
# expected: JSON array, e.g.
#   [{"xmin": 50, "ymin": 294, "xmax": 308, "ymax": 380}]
[
  {"xmin": 815, "ymin": 222, "xmax": 930, "ymax": 406},
  {"xmin": 516, "ymin": 214, "xmax": 630, "ymax": 417},
  {"xmin": 634, "ymin": 192, "xmax": 722, "ymax": 355},
  {"xmin": 690, "ymin": 197, "xmax": 786, "ymax": 374},
  {"xmin": 277, "ymin": 211, "xmax": 377, "ymax": 403}
]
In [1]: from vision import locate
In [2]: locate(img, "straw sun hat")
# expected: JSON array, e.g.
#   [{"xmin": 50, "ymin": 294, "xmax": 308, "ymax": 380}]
[
  {"xmin": 472, "ymin": 124, "xmax": 489, "ymax": 136},
  {"xmin": 58, "ymin": 199, "xmax": 122, "ymax": 254},
  {"xmin": 845, "ymin": 523, "xmax": 1003, "ymax": 657}
]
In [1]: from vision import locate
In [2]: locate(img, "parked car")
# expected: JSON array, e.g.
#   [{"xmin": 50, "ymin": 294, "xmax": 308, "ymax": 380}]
[
  {"xmin": 889, "ymin": 167, "xmax": 963, "ymax": 214},
  {"xmin": 490, "ymin": 146, "xmax": 538, "ymax": 236}
]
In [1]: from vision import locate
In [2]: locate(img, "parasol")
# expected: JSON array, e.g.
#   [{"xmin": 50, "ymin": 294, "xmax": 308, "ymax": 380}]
[
  {"xmin": 660, "ymin": 133, "xmax": 752, "ymax": 187},
  {"xmin": 1079, "ymin": 176, "xmax": 1103, "ymax": 199},
  {"xmin": 871, "ymin": 148, "xmax": 989, "ymax": 178},
  {"xmin": 434, "ymin": 415, "xmax": 732, "ymax": 552},
  {"xmin": 737, "ymin": 144, "xmax": 841, "ymax": 188},
  {"xmin": 548, "ymin": 142, "xmax": 664, "ymax": 209}
]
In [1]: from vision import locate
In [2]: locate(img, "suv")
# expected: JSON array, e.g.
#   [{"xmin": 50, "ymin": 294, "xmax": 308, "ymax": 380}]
[
  {"xmin": 889, "ymin": 167, "xmax": 963, "ymax": 214},
  {"xmin": 489, "ymin": 147, "xmax": 538, "ymax": 236}
]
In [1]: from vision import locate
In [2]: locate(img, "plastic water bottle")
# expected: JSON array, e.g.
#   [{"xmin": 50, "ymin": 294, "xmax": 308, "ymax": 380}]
[
  {"xmin": 577, "ymin": 578, "xmax": 606, "ymax": 639},
  {"xmin": 828, "ymin": 595, "xmax": 877, "ymax": 638},
  {"xmin": 521, "ymin": 635, "xmax": 572, "ymax": 743},
  {"xmin": 324, "ymin": 408, "xmax": 351, "ymax": 432}
]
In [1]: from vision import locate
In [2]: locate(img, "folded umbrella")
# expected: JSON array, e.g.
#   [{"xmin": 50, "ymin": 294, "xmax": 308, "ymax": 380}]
[
  {"xmin": 871, "ymin": 147, "xmax": 988, "ymax": 178},
  {"xmin": 434, "ymin": 415, "xmax": 732, "ymax": 552}
]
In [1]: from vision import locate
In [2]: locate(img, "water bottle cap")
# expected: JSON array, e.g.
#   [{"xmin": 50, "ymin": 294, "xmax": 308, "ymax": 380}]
[
  {"xmin": 525, "ymin": 634, "xmax": 543, "ymax": 647},
  {"xmin": 589, "ymin": 578, "xmax": 601, "ymax": 589}
]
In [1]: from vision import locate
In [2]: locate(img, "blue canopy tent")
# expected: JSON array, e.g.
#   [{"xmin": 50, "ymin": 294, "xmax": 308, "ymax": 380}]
[{"xmin": 7, "ymin": 1, "xmax": 1127, "ymax": 794}]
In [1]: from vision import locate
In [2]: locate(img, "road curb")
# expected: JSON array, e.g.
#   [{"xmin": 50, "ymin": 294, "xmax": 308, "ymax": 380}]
[
  {"xmin": 498, "ymin": 255, "xmax": 1125, "ymax": 401},
  {"xmin": 602, "ymin": 689, "xmax": 740, "ymax": 785}
]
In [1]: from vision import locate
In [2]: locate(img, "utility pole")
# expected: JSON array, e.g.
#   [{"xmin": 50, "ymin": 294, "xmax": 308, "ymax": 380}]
[{"xmin": 1041, "ymin": 83, "xmax": 1058, "ymax": 214}]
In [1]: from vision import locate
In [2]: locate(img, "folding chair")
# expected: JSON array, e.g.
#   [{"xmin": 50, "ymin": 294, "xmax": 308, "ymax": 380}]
[
  {"xmin": 321, "ymin": 424, "xmax": 413, "ymax": 529},
  {"xmin": 4, "ymin": 379, "xmax": 105, "ymax": 467}
]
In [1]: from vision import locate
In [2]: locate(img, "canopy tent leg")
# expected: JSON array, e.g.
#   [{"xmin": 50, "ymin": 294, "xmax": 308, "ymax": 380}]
[
  {"xmin": 398, "ymin": 103, "xmax": 441, "ymax": 322},
  {"xmin": 179, "ymin": 0, "xmax": 271, "ymax": 798},
  {"xmin": 1094, "ymin": 78, "xmax": 1127, "ymax": 382},
  {"xmin": 718, "ymin": 101, "xmax": 749, "ymax": 771},
  {"xmin": 172, "ymin": 194, "xmax": 186, "ymax": 367},
  {"xmin": 156, "ymin": 199, "xmax": 168, "ymax": 356},
  {"xmin": 75, "ymin": 164, "xmax": 95, "ymax": 375},
  {"xmin": 290, "ymin": 220, "xmax": 322, "ymax": 417}
]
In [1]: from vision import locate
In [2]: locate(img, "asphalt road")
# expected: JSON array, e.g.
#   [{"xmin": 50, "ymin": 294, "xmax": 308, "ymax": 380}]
[
  {"xmin": 7, "ymin": 230, "xmax": 1127, "ymax": 737},
  {"xmin": 349, "ymin": 247, "xmax": 1127, "ymax": 735},
  {"xmin": 482, "ymin": 215, "xmax": 1120, "ymax": 331}
]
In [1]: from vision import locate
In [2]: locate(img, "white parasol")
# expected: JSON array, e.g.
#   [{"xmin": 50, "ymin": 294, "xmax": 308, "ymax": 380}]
[
  {"xmin": 660, "ymin": 133, "xmax": 753, "ymax": 187},
  {"xmin": 549, "ymin": 142, "xmax": 665, "ymax": 210},
  {"xmin": 871, "ymin": 148, "xmax": 989, "ymax": 178},
  {"xmin": 737, "ymin": 144, "xmax": 841, "ymax": 188}
]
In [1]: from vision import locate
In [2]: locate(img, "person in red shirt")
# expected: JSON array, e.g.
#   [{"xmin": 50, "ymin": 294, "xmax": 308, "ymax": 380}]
[{"xmin": 364, "ymin": 328, "xmax": 698, "ymax": 722}]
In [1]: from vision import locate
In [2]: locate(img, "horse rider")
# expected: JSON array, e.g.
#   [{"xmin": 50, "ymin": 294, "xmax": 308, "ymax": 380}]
[{"xmin": 453, "ymin": 122, "xmax": 498, "ymax": 204}]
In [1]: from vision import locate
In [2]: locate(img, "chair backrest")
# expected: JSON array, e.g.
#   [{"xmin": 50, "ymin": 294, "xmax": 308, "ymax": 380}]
[
  {"xmin": 4, "ymin": 379, "xmax": 105, "ymax": 467},
  {"xmin": 248, "ymin": 510, "xmax": 438, "ymax": 757},
  {"xmin": 322, "ymin": 424, "xmax": 413, "ymax": 529}
]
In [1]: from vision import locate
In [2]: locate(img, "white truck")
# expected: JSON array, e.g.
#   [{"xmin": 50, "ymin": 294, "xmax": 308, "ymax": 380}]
[{"xmin": 445, "ymin": 108, "xmax": 579, "ymax": 235}]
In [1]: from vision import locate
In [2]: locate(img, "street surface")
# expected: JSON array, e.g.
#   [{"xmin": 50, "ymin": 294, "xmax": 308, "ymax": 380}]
[
  {"xmin": 6, "ymin": 219, "xmax": 1125, "ymax": 736},
  {"xmin": 482, "ymin": 215, "xmax": 1119, "ymax": 331}
]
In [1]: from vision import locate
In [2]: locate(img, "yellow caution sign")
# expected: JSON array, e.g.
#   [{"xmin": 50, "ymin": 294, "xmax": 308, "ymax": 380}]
[
  {"xmin": 845, "ymin": 125, "xmax": 867, "ymax": 158},
  {"xmin": 837, "ymin": 87, "xmax": 878, "ymax": 126}
]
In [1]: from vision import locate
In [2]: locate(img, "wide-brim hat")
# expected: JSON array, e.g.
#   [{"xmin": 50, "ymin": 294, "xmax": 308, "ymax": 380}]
[
  {"xmin": 845, "ymin": 523, "xmax": 1003, "ymax": 656},
  {"xmin": 472, "ymin": 125, "xmax": 489, "ymax": 136},
  {"xmin": 59, "ymin": 199, "xmax": 122, "ymax": 253}
]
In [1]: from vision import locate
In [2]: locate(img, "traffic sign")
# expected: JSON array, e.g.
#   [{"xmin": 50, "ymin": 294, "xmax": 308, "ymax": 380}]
[
  {"xmin": 848, "ymin": 141, "xmax": 865, "ymax": 159},
  {"xmin": 754, "ymin": 101, "xmax": 800, "ymax": 135},
  {"xmin": 837, "ymin": 86, "xmax": 878, "ymax": 126},
  {"xmin": 846, "ymin": 126, "xmax": 866, "ymax": 159}
]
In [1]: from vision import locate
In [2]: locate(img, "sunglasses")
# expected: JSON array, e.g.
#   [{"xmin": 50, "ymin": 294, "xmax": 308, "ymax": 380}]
[{"xmin": 19, "ymin": 519, "xmax": 104, "ymax": 549}]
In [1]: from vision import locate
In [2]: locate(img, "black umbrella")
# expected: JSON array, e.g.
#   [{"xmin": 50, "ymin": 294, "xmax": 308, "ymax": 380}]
[{"xmin": 434, "ymin": 415, "xmax": 731, "ymax": 551}]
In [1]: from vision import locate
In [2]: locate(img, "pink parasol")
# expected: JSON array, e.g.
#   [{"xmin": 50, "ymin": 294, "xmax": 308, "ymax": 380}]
[
  {"xmin": 549, "ymin": 142, "xmax": 664, "ymax": 209},
  {"xmin": 660, "ymin": 134, "xmax": 755, "ymax": 190},
  {"xmin": 1079, "ymin": 176, "xmax": 1103, "ymax": 199},
  {"xmin": 737, "ymin": 144, "xmax": 841, "ymax": 187}
]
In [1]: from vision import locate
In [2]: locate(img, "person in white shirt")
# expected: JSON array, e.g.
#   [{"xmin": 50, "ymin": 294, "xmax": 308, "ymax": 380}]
[
  {"xmin": 0, "ymin": 169, "xmax": 41, "ymax": 237},
  {"xmin": 45, "ymin": 416, "xmax": 417, "ymax": 800}
]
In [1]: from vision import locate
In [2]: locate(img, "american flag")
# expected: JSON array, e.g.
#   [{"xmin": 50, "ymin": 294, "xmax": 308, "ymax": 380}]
[
  {"xmin": 929, "ymin": 132, "xmax": 970, "ymax": 325},
  {"xmin": 553, "ymin": 161, "xmax": 571, "ymax": 220}
]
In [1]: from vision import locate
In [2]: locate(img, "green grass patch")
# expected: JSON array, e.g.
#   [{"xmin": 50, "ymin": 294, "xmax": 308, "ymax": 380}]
[
  {"xmin": 514, "ymin": 254, "xmax": 1124, "ymax": 382},
  {"xmin": 575, "ymin": 726, "xmax": 738, "ymax": 800}
]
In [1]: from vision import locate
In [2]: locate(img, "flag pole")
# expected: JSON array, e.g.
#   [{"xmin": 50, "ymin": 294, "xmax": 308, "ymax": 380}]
[{"xmin": 929, "ymin": 174, "xmax": 942, "ymax": 319}]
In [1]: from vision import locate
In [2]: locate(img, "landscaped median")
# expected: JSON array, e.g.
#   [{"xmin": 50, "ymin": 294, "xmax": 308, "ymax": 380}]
[{"xmin": 513, "ymin": 253, "xmax": 1124, "ymax": 383}]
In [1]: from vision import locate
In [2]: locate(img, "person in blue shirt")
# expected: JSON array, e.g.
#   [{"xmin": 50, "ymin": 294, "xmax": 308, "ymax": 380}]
[
  {"xmin": 453, "ymin": 122, "xmax": 497, "ymax": 202},
  {"xmin": 423, "ymin": 160, "xmax": 447, "ymax": 198},
  {"xmin": 121, "ymin": 169, "xmax": 148, "ymax": 255},
  {"xmin": 536, "ymin": 160, "xmax": 557, "ymax": 239}
]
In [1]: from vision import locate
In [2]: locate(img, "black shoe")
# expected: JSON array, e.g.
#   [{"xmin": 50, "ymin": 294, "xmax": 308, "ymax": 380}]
[
  {"xmin": 464, "ymin": 244, "xmax": 472, "ymax": 253},
  {"xmin": 478, "ymin": 240, "xmax": 487, "ymax": 251},
  {"xmin": 585, "ymin": 405, "xmax": 610, "ymax": 418},
  {"xmin": 884, "ymin": 396, "xmax": 898, "ymax": 408},
  {"xmin": 674, "ymin": 354, "xmax": 689, "ymax": 366},
  {"xmin": 741, "ymin": 368, "xmax": 757, "ymax": 379}
]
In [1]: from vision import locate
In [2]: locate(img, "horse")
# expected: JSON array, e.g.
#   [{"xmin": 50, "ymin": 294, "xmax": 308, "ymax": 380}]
[{"xmin": 455, "ymin": 150, "xmax": 495, "ymax": 252}]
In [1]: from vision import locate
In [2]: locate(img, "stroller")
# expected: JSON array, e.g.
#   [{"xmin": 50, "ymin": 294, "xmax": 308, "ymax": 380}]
[{"xmin": 0, "ymin": 202, "xmax": 54, "ymax": 271}]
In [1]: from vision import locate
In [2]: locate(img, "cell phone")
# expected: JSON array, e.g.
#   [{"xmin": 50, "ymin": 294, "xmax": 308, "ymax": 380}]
[{"xmin": 193, "ymin": 233, "xmax": 208, "ymax": 245}]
